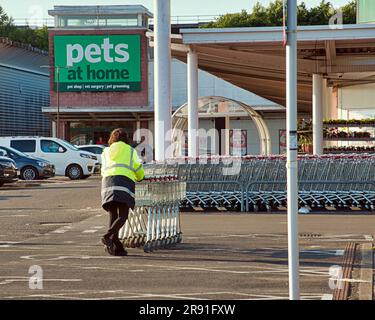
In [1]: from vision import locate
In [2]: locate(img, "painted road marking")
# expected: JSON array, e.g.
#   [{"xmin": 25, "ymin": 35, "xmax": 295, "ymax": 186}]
[
  {"xmin": 0, "ymin": 215, "xmax": 29, "ymax": 218},
  {"xmin": 0, "ymin": 277, "xmax": 82, "ymax": 285},
  {"xmin": 82, "ymin": 229, "xmax": 99, "ymax": 233},
  {"xmin": 51, "ymin": 229, "xmax": 68, "ymax": 234},
  {"xmin": 0, "ymin": 290, "xmax": 331, "ymax": 300},
  {"xmin": 300, "ymin": 249, "xmax": 344, "ymax": 256},
  {"xmin": 0, "ymin": 241, "xmax": 19, "ymax": 248}
]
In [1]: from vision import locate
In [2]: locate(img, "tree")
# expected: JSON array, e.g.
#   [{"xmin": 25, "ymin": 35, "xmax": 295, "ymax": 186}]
[
  {"xmin": 201, "ymin": 0, "xmax": 357, "ymax": 28},
  {"xmin": 0, "ymin": 5, "xmax": 13, "ymax": 35},
  {"xmin": 307, "ymin": 0, "xmax": 335, "ymax": 25},
  {"xmin": 341, "ymin": 0, "xmax": 356, "ymax": 24},
  {"xmin": 204, "ymin": 10, "xmax": 251, "ymax": 28},
  {"xmin": 0, "ymin": 5, "xmax": 49, "ymax": 51}
]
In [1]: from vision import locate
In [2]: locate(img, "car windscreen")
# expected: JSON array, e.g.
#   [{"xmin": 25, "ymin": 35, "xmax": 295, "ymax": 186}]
[
  {"xmin": 80, "ymin": 147, "xmax": 104, "ymax": 154},
  {"xmin": 2, "ymin": 146, "xmax": 30, "ymax": 158},
  {"xmin": 58, "ymin": 139, "xmax": 79, "ymax": 151}
]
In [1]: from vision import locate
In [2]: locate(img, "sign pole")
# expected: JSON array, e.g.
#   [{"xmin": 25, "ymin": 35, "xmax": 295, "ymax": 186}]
[
  {"xmin": 57, "ymin": 65, "xmax": 60, "ymax": 139},
  {"xmin": 154, "ymin": 0, "xmax": 172, "ymax": 161},
  {"xmin": 286, "ymin": 0, "xmax": 300, "ymax": 300}
]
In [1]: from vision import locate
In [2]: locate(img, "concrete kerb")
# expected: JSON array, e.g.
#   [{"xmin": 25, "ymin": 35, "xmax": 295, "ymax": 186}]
[{"xmin": 359, "ymin": 242, "xmax": 373, "ymax": 300}]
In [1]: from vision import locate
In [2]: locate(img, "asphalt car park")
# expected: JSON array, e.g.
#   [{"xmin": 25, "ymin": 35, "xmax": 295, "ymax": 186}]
[{"xmin": 0, "ymin": 176, "xmax": 374, "ymax": 300}]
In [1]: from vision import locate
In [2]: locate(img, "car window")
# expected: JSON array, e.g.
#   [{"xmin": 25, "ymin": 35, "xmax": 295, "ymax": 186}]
[
  {"xmin": 41, "ymin": 140, "xmax": 66, "ymax": 153},
  {"xmin": 10, "ymin": 140, "xmax": 36, "ymax": 153},
  {"xmin": 79, "ymin": 147, "xmax": 91, "ymax": 153},
  {"xmin": 93, "ymin": 147, "xmax": 104, "ymax": 155}
]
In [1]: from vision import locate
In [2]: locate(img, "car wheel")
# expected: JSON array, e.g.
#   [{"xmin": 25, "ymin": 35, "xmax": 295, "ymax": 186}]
[
  {"xmin": 21, "ymin": 166, "xmax": 39, "ymax": 180},
  {"xmin": 66, "ymin": 164, "xmax": 83, "ymax": 180}
]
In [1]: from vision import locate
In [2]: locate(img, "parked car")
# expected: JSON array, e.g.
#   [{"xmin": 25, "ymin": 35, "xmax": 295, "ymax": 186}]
[
  {"xmin": 0, "ymin": 137, "xmax": 100, "ymax": 180},
  {"xmin": 0, "ymin": 156, "xmax": 18, "ymax": 187},
  {"xmin": 0, "ymin": 146, "xmax": 55, "ymax": 180},
  {"xmin": 77, "ymin": 145, "xmax": 105, "ymax": 165},
  {"xmin": 76, "ymin": 145, "xmax": 105, "ymax": 174}
]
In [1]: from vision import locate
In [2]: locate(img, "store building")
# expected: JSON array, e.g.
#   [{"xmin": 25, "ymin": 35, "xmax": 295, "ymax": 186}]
[
  {"xmin": 0, "ymin": 38, "xmax": 50, "ymax": 136},
  {"xmin": 44, "ymin": 5, "xmax": 152, "ymax": 144},
  {"xmin": 44, "ymin": 5, "xmax": 285, "ymax": 155}
]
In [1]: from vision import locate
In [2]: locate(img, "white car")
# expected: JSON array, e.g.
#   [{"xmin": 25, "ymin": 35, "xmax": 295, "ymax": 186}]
[
  {"xmin": 76, "ymin": 145, "xmax": 106, "ymax": 165},
  {"xmin": 0, "ymin": 137, "xmax": 100, "ymax": 180}
]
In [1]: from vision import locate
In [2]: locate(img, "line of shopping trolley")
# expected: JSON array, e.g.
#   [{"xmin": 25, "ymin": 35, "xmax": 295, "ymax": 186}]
[
  {"xmin": 144, "ymin": 154, "xmax": 375, "ymax": 212},
  {"xmin": 119, "ymin": 175, "xmax": 186, "ymax": 252}
]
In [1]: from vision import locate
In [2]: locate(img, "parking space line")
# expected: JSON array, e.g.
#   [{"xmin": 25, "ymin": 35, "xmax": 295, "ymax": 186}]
[{"xmin": 82, "ymin": 230, "xmax": 99, "ymax": 233}]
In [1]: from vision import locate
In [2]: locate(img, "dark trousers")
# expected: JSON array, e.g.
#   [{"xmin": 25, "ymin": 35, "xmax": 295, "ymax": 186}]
[{"xmin": 103, "ymin": 202, "xmax": 129, "ymax": 252}]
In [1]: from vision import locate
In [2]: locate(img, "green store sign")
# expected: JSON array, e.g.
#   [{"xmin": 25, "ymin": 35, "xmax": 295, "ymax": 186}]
[{"xmin": 53, "ymin": 35, "xmax": 141, "ymax": 92}]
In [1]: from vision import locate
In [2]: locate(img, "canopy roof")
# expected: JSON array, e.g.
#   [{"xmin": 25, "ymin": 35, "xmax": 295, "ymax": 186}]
[{"xmin": 149, "ymin": 24, "xmax": 375, "ymax": 113}]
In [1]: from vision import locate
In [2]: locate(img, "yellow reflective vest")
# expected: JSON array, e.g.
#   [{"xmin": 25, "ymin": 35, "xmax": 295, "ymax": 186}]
[{"xmin": 101, "ymin": 141, "xmax": 144, "ymax": 182}]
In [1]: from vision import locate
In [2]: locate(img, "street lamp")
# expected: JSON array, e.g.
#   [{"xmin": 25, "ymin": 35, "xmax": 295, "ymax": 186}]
[{"xmin": 41, "ymin": 65, "xmax": 70, "ymax": 139}]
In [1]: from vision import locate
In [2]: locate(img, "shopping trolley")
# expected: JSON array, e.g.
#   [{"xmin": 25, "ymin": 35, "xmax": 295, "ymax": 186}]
[
  {"xmin": 119, "ymin": 175, "xmax": 186, "ymax": 252},
  {"xmin": 144, "ymin": 154, "xmax": 375, "ymax": 212}
]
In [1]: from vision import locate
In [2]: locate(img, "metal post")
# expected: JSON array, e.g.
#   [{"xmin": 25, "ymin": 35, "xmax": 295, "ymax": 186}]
[
  {"xmin": 286, "ymin": 0, "xmax": 300, "ymax": 300},
  {"xmin": 154, "ymin": 0, "xmax": 172, "ymax": 161},
  {"xmin": 313, "ymin": 74, "xmax": 324, "ymax": 155},
  {"xmin": 56, "ymin": 65, "xmax": 60, "ymax": 139},
  {"xmin": 187, "ymin": 48, "xmax": 199, "ymax": 157}
]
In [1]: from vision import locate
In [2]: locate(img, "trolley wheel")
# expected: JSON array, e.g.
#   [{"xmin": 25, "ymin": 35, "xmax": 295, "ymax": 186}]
[
  {"xmin": 152, "ymin": 240, "xmax": 158, "ymax": 251},
  {"xmin": 144, "ymin": 241, "xmax": 152, "ymax": 253},
  {"xmin": 123, "ymin": 239, "xmax": 130, "ymax": 248},
  {"xmin": 129, "ymin": 238, "xmax": 137, "ymax": 248},
  {"xmin": 160, "ymin": 238, "xmax": 167, "ymax": 248},
  {"xmin": 134, "ymin": 236, "xmax": 141, "ymax": 248},
  {"xmin": 164, "ymin": 237, "xmax": 170, "ymax": 247},
  {"xmin": 140, "ymin": 236, "xmax": 147, "ymax": 246},
  {"xmin": 170, "ymin": 236, "xmax": 177, "ymax": 246},
  {"xmin": 177, "ymin": 232, "xmax": 183, "ymax": 243},
  {"xmin": 156, "ymin": 239, "xmax": 162, "ymax": 249}
]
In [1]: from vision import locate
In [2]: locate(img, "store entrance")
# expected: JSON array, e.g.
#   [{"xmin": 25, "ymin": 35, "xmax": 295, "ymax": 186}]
[{"xmin": 70, "ymin": 121, "xmax": 137, "ymax": 146}]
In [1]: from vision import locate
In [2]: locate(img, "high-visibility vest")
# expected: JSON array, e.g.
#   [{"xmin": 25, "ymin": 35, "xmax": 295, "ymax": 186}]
[{"xmin": 101, "ymin": 141, "xmax": 144, "ymax": 182}]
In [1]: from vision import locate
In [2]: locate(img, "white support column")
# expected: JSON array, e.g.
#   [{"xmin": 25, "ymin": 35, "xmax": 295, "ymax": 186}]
[
  {"xmin": 187, "ymin": 48, "xmax": 199, "ymax": 157},
  {"xmin": 313, "ymin": 74, "xmax": 324, "ymax": 155},
  {"xmin": 52, "ymin": 121, "xmax": 57, "ymax": 138},
  {"xmin": 286, "ymin": 0, "xmax": 300, "ymax": 300},
  {"xmin": 136, "ymin": 120, "xmax": 141, "ymax": 142},
  {"xmin": 224, "ymin": 116, "xmax": 230, "ymax": 155},
  {"xmin": 153, "ymin": 0, "xmax": 172, "ymax": 161}
]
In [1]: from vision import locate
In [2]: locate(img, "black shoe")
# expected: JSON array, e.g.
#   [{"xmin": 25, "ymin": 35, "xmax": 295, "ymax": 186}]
[
  {"xmin": 101, "ymin": 236, "xmax": 114, "ymax": 255},
  {"xmin": 114, "ymin": 249, "xmax": 128, "ymax": 256}
]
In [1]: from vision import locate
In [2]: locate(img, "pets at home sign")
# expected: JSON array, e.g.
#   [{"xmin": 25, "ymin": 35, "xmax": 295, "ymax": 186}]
[{"xmin": 53, "ymin": 35, "xmax": 141, "ymax": 92}]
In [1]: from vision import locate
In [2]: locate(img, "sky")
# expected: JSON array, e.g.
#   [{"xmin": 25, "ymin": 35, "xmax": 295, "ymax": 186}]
[{"xmin": 2, "ymin": 0, "xmax": 352, "ymax": 21}]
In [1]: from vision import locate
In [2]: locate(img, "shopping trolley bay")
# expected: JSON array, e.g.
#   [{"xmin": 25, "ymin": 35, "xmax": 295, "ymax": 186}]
[{"xmin": 0, "ymin": 175, "xmax": 375, "ymax": 300}]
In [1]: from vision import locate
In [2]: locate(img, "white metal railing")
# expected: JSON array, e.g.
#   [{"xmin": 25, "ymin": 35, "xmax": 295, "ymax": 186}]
[{"xmin": 12, "ymin": 15, "xmax": 219, "ymax": 27}]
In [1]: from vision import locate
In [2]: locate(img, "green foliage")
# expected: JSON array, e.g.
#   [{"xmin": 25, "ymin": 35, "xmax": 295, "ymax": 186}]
[
  {"xmin": 341, "ymin": 0, "xmax": 357, "ymax": 24},
  {"xmin": 202, "ymin": 0, "xmax": 357, "ymax": 28},
  {"xmin": 0, "ymin": 5, "xmax": 48, "ymax": 51}
]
